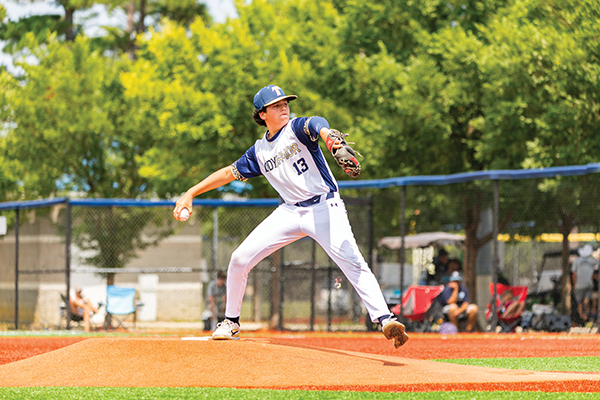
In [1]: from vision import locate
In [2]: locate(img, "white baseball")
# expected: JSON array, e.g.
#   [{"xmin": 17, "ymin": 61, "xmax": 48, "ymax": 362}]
[{"xmin": 180, "ymin": 208, "xmax": 190, "ymax": 221}]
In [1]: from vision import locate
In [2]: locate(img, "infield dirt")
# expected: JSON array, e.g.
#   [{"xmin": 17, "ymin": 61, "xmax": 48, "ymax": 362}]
[{"xmin": 1, "ymin": 335, "xmax": 600, "ymax": 392}]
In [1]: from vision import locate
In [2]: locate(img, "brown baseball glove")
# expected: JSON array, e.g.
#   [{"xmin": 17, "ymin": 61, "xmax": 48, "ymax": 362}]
[{"xmin": 324, "ymin": 129, "xmax": 362, "ymax": 178}]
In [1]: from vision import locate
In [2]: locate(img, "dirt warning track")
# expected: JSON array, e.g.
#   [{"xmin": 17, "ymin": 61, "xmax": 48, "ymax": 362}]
[{"xmin": 0, "ymin": 337, "xmax": 599, "ymax": 392}]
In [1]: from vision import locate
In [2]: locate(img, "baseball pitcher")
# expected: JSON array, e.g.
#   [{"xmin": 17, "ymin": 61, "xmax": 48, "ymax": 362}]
[{"xmin": 173, "ymin": 85, "xmax": 408, "ymax": 348}]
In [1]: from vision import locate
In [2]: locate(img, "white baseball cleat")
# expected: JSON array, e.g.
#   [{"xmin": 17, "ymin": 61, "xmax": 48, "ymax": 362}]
[
  {"xmin": 212, "ymin": 319, "xmax": 240, "ymax": 340},
  {"xmin": 381, "ymin": 316, "xmax": 409, "ymax": 348}
]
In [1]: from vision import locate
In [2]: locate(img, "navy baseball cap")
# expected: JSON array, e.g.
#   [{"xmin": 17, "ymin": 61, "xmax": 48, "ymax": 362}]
[{"xmin": 253, "ymin": 85, "xmax": 297, "ymax": 111}]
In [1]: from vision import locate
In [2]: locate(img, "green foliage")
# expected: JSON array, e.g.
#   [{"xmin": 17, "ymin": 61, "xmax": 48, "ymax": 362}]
[
  {"xmin": 475, "ymin": 0, "xmax": 600, "ymax": 170},
  {"xmin": 0, "ymin": 15, "xmax": 73, "ymax": 54},
  {"xmin": 0, "ymin": 71, "xmax": 21, "ymax": 202},
  {"xmin": 152, "ymin": 0, "xmax": 212, "ymax": 27},
  {"xmin": 2, "ymin": 34, "xmax": 144, "ymax": 198},
  {"xmin": 124, "ymin": 0, "xmax": 355, "ymax": 196},
  {"xmin": 5, "ymin": 0, "xmax": 598, "ymax": 195}
]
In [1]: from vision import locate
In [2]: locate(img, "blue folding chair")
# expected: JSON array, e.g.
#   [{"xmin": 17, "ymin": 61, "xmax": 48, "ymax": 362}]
[{"xmin": 104, "ymin": 285, "xmax": 143, "ymax": 330}]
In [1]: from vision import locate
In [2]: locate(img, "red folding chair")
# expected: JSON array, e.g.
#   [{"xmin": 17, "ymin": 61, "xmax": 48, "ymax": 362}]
[
  {"xmin": 486, "ymin": 283, "xmax": 528, "ymax": 332},
  {"xmin": 391, "ymin": 285, "xmax": 444, "ymax": 332}
]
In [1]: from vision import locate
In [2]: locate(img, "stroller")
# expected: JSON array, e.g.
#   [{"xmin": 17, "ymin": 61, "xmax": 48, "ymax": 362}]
[
  {"xmin": 485, "ymin": 283, "xmax": 528, "ymax": 333},
  {"xmin": 390, "ymin": 285, "xmax": 445, "ymax": 332}
]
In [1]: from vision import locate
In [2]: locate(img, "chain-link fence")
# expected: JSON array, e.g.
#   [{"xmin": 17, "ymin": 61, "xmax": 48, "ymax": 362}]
[
  {"xmin": 1, "ymin": 164, "xmax": 600, "ymax": 332},
  {"xmin": 0, "ymin": 197, "xmax": 373, "ymax": 331},
  {"xmin": 0, "ymin": 199, "xmax": 68, "ymax": 331}
]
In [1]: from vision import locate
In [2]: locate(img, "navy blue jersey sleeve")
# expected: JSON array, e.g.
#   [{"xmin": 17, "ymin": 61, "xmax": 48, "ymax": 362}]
[
  {"xmin": 290, "ymin": 116, "xmax": 329, "ymax": 149},
  {"xmin": 231, "ymin": 145, "xmax": 262, "ymax": 181}
]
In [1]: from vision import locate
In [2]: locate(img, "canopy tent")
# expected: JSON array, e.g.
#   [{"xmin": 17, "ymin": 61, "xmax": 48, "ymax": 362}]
[{"xmin": 378, "ymin": 232, "xmax": 465, "ymax": 250}]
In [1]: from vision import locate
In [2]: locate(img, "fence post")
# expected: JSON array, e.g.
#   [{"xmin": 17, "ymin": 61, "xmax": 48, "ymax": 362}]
[
  {"xmin": 399, "ymin": 186, "xmax": 406, "ymax": 317},
  {"xmin": 278, "ymin": 248, "xmax": 284, "ymax": 331},
  {"xmin": 491, "ymin": 180, "xmax": 499, "ymax": 332},
  {"xmin": 14, "ymin": 208, "xmax": 19, "ymax": 330},
  {"xmin": 65, "ymin": 198, "xmax": 72, "ymax": 330},
  {"xmin": 212, "ymin": 208, "xmax": 218, "ymax": 275},
  {"xmin": 310, "ymin": 239, "xmax": 316, "ymax": 331},
  {"xmin": 327, "ymin": 261, "xmax": 332, "ymax": 331},
  {"xmin": 367, "ymin": 194, "xmax": 374, "ymax": 271}
]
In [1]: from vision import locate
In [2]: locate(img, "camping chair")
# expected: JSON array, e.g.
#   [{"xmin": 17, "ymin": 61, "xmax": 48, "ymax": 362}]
[
  {"xmin": 104, "ymin": 285, "xmax": 143, "ymax": 331},
  {"xmin": 486, "ymin": 283, "xmax": 528, "ymax": 333},
  {"xmin": 391, "ymin": 285, "xmax": 445, "ymax": 332}
]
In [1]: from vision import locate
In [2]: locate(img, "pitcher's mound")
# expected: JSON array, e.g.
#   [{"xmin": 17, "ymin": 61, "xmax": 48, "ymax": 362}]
[{"xmin": 1, "ymin": 338, "xmax": 599, "ymax": 392}]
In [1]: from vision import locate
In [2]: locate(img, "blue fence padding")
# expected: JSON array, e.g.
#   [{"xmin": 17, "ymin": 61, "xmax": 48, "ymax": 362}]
[
  {"xmin": 0, "ymin": 197, "xmax": 281, "ymax": 210},
  {"xmin": 0, "ymin": 197, "xmax": 69, "ymax": 211},
  {"xmin": 338, "ymin": 163, "xmax": 600, "ymax": 190},
  {"xmin": 70, "ymin": 198, "xmax": 281, "ymax": 208}
]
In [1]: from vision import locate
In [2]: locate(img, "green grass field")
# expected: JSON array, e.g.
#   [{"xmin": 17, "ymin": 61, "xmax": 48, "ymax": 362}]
[
  {"xmin": 0, "ymin": 387, "xmax": 599, "ymax": 400},
  {"xmin": 1, "ymin": 356, "xmax": 598, "ymax": 399}
]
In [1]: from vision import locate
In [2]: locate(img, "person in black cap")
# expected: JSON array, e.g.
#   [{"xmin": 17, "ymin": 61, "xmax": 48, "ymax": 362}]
[{"xmin": 173, "ymin": 84, "xmax": 408, "ymax": 348}]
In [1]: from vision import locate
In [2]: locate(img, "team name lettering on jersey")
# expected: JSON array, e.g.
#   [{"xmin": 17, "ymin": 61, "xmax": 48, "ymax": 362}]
[{"xmin": 263, "ymin": 143, "xmax": 301, "ymax": 172}]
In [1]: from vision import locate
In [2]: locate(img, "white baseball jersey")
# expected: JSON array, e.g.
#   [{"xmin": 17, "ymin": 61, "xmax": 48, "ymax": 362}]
[{"xmin": 231, "ymin": 116, "xmax": 337, "ymax": 204}]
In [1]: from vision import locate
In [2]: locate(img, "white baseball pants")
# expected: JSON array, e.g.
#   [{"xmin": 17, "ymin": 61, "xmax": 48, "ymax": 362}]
[{"xmin": 225, "ymin": 194, "xmax": 391, "ymax": 322}]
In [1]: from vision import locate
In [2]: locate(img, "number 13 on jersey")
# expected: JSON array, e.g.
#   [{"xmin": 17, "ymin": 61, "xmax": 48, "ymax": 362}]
[{"xmin": 293, "ymin": 158, "xmax": 309, "ymax": 175}]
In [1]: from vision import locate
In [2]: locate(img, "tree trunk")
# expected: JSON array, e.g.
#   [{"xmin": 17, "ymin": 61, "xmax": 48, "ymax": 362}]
[
  {"xmin": 558, "ymin": 214, "xmax": 574, "ymax": 314},
  {"xmin": 126, "ymin": 0, "xmax": 137, "ymax": 60},
  {"xmin": 104, "ymin": 273, "xmax": 115, "ymax": 329},
  {"xmin": 64, "ymin": 8, "xmax": 75, "ymax": 41},
  {"xmin": 462, "ymin": 193, "xmax": 514, "ymax": 305},
  {"xmin": 464, "ymin": 235, "xmax": 480, "ymax": 300},
  {"xmin": 126, "ymin": 0, "xmax": 135, "ymax": 33},
  {"xmin": 136, "ymin": 0, "xmax": 146, "ymax": 33},
  {"xmin": 463, "ymin": 196, "xmax": 482, "ymax": 303}
]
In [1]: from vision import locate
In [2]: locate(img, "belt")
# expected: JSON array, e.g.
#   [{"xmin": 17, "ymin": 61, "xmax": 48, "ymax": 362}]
[{"xmin": 294, "ymin": 192, "xmax": 336, "ymax": 207}]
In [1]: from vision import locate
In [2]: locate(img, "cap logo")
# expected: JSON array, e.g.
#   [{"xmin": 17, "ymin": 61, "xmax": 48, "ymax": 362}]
[
  {"xmin": 254, "ymin": 84, "xmax": 297, "ymax": 110},
  {"xmin": 270, "ymin": 86, "xmax": 283, "ymax": 96}
]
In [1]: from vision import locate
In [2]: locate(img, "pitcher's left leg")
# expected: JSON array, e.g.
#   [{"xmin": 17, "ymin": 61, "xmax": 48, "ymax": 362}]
[{"xmin": 308, "ymin": 198, "xmax": 408, "ymax": 348}]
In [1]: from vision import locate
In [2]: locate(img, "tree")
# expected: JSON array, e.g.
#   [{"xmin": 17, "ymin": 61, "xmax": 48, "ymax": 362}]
[
  {"xmin": 332, "ymin": 0, "xmax": 600, "ymax": 303},
  {"xmin": 476, "ymin": 0, "xmax": 600, "ymax": 311},
  {"xmin": 0, "ymin": 0, "xmax": 96, "ymax": 51},
  {"xmin": 0, "ymin": 1, "xmax": 211, "ymax": 62},
  {"xmin": 125, "ymin": 0, "xmax": 352, "ymax": 198},
  {"xmin": 1, "ymin": 34, "xmax": 172, "ymax": 284}
]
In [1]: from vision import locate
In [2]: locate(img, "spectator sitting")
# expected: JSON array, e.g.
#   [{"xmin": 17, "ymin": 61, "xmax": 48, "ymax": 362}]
[
  {"xmin": 571, "ymin": 244, "xmax": 599, "ymax": 324},
  {"xmin": 69, "ymin": 284, "xmax": 99, "ymax": 332},
  {"xmin": 205, "ymin": 270, "xmax": 227, "ymax": 331},
  {"xmin": 499, "ymin": 289, "xmax": 525, "ymax": 319},
  {"xmin": 439, "ymin": 271, "xmax": 479, "ymax": 332}
]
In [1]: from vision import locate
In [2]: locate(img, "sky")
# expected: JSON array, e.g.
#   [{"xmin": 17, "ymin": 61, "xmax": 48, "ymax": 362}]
[{"xmin": 0, "ymin": 0, "xmax": 238, "ymax": 74}]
